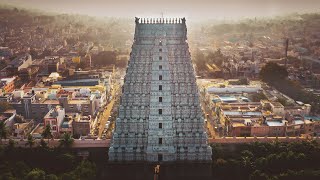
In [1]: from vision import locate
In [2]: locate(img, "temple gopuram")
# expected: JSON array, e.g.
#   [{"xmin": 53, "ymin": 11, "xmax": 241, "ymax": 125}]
[{"xmin": 108, "ymin": 17, "xmax": 212, "ymax": 162}]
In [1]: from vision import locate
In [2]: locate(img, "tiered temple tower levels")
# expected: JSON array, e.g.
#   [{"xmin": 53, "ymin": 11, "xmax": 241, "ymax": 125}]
[{"xmin": 109, "ymin": 17, "xmax": 212, "ymax": 162}]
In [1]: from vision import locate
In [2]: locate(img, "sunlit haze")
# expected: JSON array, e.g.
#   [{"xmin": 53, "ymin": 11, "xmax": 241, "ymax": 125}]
[{"xmin": 1, "ymin": 0, "xmax": 320, "ymax": 20}]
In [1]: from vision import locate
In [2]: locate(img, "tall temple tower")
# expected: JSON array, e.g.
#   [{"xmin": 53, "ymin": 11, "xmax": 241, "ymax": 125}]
[{"xmin": 108, "ymin": 17, "xmax": 212, "ymax": 162}]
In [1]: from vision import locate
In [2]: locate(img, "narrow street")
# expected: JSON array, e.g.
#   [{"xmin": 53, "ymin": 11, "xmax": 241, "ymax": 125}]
[
  {"xmin": 97, "ymin": 83, "xmax": 120, "ymax": 138},
  {"xmin": 199, "ymin": 89, "xmax": 216, "ymax": 138}
]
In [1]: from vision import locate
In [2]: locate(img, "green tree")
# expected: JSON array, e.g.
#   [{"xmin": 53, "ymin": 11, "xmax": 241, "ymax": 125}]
[
  {"xmin": 91, "ymin": 51, "xmax": 117, "ymax": 66},
  {"xmin": 0, "ymin": 172, "xmax": 15, "ymax": 180},
  {"xmin": 59, "ymin": 133, "xmax": 74, "ymax": 148},
  {"xmin": 58, "ymin": 153, "xmax": 75, "ymax": 170},
  {"xmin": 73, "ymin": 161, "xmax": 97, "ymax": 180},
  {"xmin": 25, "ymin": 134, "xmax": 35, "ymax": 148},
  {"xmin": 250, "ymin": 170, "xmax": 268, "ymax": 180},
  {"xmin": 46, "ymin": 174, "xmax": 58, "ymax": 180},
  {"xmin": 0, "ymin": 121, "xmax": 8, "ymax": 143},
  {"xmin": 26, "ymin": 168, "xmax": 46, "ymax": 180},
  {"xmin": 207, "ymin": 48, "xmax": 226, "ymax": 67},
  {"xmin": 238, "ymin": 77, "xmax": 249, "ymax": 85},
  {"xmin": 259, "ymin": 62, "xmax": 288, "ymax": 83},
  {"xmin": 60, "ymin": 172, "xmax": 77, "ymax": 180},
  {"xmin": 41, "ymin": 125, "xmax": 52, "ymax": 143},
  {"xmin": 251, "ymin": 92, "xmax": 267, "ymax": 102},
  {"xmin": 116, "ymin": 57, "xmax": 128, "ymax": 68},
  {"xmin": 39, "ymin": 138, "xmax": 48, "ymax": 149},
  {"xmin": 193, "ymin": 49, "xmax": 206, "ymax": 71},
  {"xmin": 7, "ymin": 138, "xmax": 15, "ymax": 150},
  {"xmin": 13, "ymin": 161, "xmax": 30, "ymax": 179},
  {"xmin": 277, "ymin": 97, "xmax": 288, "ymax": 106}
]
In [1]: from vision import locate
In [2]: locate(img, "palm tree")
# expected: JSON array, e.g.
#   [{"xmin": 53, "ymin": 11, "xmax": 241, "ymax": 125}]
[
  {"xmin": 25, "ymin": 134, "xmax": 35, "ymax": 148},
  {"xmin": 41, "ymin": 124, "xmax": 53, "ymax": 143},
  {"xmin": 0, "ymin": 121, "xmax": 8, "ymax": 144},
  {"xmin": 59, "ymin": 133, "xmax": 74, "ymax": 148},
  {"xmin": 39, "ymin": 138, "xmax": 48, "ymax": 149},
  {"xmin": 8, "ymin": 138, "xmax": 15, "ymax": 150}
]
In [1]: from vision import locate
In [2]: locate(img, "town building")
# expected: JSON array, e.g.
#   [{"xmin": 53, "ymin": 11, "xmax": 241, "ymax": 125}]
[
  {"xmin": 43, "ymin": 106, "xmax": 65, "ymax": 136},
  {"xmin": 30, "ymin": 123, "xmax": 45, "ymax": 139},
  {"xmin": 0, "ymin": 76, "xmax": 16, "ymax": 94},
  {"xmin": 71, "ymin": 114, "xmax": 92, "ymax": 138},
  {"xmin": 0, "ymin": 109, "xmax": 16, "ymax": 129},
  {"xmin": 6, "ymin": 53, "xmax": 32, "ymax": 76},
  {"xmin": 12, "ymin": 119, "xmax": 35, "ymax": 139},
  {"xmin": 0, "ymin": 84, "xmax": 106, "ymax": 120}
]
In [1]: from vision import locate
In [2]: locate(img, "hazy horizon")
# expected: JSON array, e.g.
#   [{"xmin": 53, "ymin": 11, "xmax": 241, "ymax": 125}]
[{"xmin": 1, "ymin": 0, "xmax": 320, "ymax": 21}]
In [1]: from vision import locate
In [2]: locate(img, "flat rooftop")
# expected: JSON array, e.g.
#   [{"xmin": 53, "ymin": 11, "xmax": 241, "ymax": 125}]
[
  {"xmin": 266, "ymin": 121, "xmax": 285, "ymax": 127},
  {"xmin": 69, "ymin": 99, "xmax": 89, "ymax": 104}
]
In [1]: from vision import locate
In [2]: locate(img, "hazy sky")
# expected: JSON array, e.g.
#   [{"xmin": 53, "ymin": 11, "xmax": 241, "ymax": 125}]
[{"xmin": 1, "ymin": 0, "xmax": 320, "ymax": 20}]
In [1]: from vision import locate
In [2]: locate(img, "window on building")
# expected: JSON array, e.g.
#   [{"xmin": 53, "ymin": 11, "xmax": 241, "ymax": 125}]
[
  {"xmin": 159, "ymin": 85, "xmax": 162, "ymax": 91},
  {"xmin": 158, "ymin": 154, "xmax": 163, "ymax": 161},
  {"xmin": 159, "ymin": 65, "xmax": 162, "ymax": 70},
  {"xmin": 159, "ymin": 75, "xmax": 162, "ymax": 80},
  {"xmin": 159, "ymin": 97, "xmax": 163, "ymax": 102},
  {"xmin": 159, "ymin": 138, "xmax": 163, "ymax": 144},
  {"xmin": 158, "ymin": 109, "xmax": 162, "ymax": 115},
  {"xmin": 159, "ymin": 56, "xmax": 162, "ymax": 60},
  {"xmin": 159, "ymin": 123, "xmax": 163, "ymax": 129},
  {"xmin": 159, "ymin": 41, "xmax": 162, "ymax": 46},
  {"xmin": 159, "ymin": 48, "xmax": 162, "ymax": 52}
]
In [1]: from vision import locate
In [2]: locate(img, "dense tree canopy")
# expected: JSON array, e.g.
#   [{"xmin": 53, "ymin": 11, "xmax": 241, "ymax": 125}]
[
  {"xmin": 212, "ymin": 141, "xmax": 320, "ymax": 180},
  {"xmin": 91, "ymin": 51, "xmax": 117, "ymax": 66},
  {"xmin": 259, "ymin": 62, "xmax": 288, "ymax": 83},
  {"xmin": 0, "ymin": 121, "xmax": 8, "ymax": 141}
]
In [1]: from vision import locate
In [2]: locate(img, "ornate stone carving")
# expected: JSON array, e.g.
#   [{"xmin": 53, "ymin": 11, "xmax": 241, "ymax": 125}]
[{"xmin": 109, "ymin": 17, "xmax": 211, "ymax": 162}]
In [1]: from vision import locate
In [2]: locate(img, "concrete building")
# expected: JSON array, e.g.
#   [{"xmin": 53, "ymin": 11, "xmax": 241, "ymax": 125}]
[
  {"xmin": 109, "ymin": 18, "xmax": 212, "ymax": 162},
  {"xmin": 12, "ymin": 120, "xmax": 35, "ymax": 138},
  {"xmin": 0, "ymin": 76, "xmax": 16, "ymax": 94},
  {"xmin": 6, "ymin": 53, "xmax": 32, "ymax": 75},
  {"xmin": 270, "ymin": 102, "xmax": 285, "ymax": 116},
  {"xmin": 72, "ymin": 114, "xmax": 92, "ymax": 137},
  {"xmin": 0, "ymin": 109, "xmax": 16, "ymax": 129},
  {"xmin": 43, "ymin": 106, "xmax": 65, "ymax": 136},
  {"xmin": 0, "ymin": 86, "xmax": 102, "ymax": 120},
  {"xmin": 207, "ymin": 85, "xmax": 261, "ymax": 94}
]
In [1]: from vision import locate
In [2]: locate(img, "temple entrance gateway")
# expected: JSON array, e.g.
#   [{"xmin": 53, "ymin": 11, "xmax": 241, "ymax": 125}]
[{"xmin": 108, "ymin": 17, "xmax": 212, "ymax": 162}]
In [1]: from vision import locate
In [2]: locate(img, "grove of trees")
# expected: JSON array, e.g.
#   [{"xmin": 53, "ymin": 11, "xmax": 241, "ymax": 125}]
[
  {"xmin": 260, "ymin": 62, "xmax": 320, "ymax": 114},
  {"xmin": 0, "ymin": 142, "xmax": 97, "ymax": 180},
  {"xmin": 91, "ymin": 51, "xmax": 117, "ymax": 66},
  {"xmin": 212, "ymin": 141, "xmax": 320, "ymax": 180}
]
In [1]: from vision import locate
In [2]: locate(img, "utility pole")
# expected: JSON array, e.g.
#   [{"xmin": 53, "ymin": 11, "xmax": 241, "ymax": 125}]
[{"xmin": 285, "ymin": 38, "xmax": 289, "ymax": 67}]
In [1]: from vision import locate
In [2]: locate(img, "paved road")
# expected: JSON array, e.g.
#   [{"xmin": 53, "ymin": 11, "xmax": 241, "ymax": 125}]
[
  {"xmin": 199, "ymin": 90, "xmax": 216, "ymax": 138},
  {"xmin": 2, "ymin": 137, "xmax": 319, "ymax": 148},
  {"xmin": 1, "ymin": 139, "xmax": 110, "ymax": 148},
  {"xmin": 208, "ymin": 136, "xmax": 320, "ymax": 144},
  {"xmin": 98, "ymin": 84, "xmax": 120, "ymax": 138}
]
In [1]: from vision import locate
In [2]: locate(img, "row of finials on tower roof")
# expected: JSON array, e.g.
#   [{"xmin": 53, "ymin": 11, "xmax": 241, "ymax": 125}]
[{"xmin": 135, "ymin": 17, "xmax": 186, "ymax": 24}]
